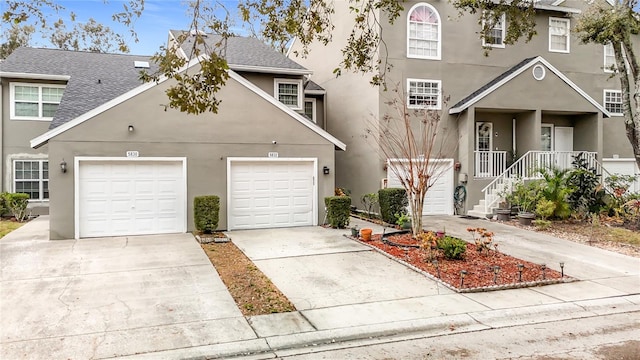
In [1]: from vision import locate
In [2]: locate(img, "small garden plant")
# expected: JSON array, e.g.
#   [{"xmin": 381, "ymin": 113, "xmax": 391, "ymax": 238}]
[{"xmin": 467, "ymin": 227, "xmax": 495, "ymax": 255}]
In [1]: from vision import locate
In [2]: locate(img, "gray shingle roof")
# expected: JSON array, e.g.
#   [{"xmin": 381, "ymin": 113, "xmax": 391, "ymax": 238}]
[
  {"xmin": 1, "ymin": 47, "xmax": 154, "ymax": 129},
  {"xmin": 170, "ymin": 30, "xmax": 308, "ymax": 71},
  {"xmin": 305, "ymin": 80, "xmax": 324, "ymax": 92},
  {"xmin": 451, "ymin": 57, "xmax": 537, "ymax": 110}
]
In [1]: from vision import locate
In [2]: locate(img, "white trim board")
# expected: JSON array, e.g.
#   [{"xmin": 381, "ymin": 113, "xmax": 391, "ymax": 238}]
[
  {"xmin": 449, "ymin": 56, "xmax": 611, "ymax": 117},
  {"xmin": 73, "ymin": 156, "xmax": 188, "ymax": 239},
  {"xmin": 0, "ymin": 72, "xmax": 71, "ymax": 81}
]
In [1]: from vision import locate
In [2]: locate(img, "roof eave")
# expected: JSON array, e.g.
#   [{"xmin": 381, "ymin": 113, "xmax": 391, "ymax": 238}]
[
  {"xmin": 534, "ymin": 4, "xmax": 581, "ymax": 14},
  {"xmin": 304, "ymin": 90, "xmax": 326, "ymax": 95},
  {"xmin": 229, "ymin": 64, "xmax": 312, "ymax": 75},
  {"xmin": 0, "ymin": 72, "xmax": 71, "ymax": 81}
]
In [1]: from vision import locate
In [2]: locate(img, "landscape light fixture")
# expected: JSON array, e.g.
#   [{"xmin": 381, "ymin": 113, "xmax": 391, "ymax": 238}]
[
  {"xmin": 493, "ymin": 266, "xmax": 500, "ymax": 284},
  {"xmin": 541, "ymin": 264, "xmax": 546, "ymax": 280},
  {"xmin": 517, "ymin": 264, "xmax": 524, "ymax": 282},
  {"xmin": 559, "ymin": 262, "xmax": 565, "ymax": 278},
  {"xmin": 60, "ymin": 159, "xmax": 67, "ymax": 173},
  {"xmin": 460, "ymin": 270, "xmax": 467, "ymax": 288}
]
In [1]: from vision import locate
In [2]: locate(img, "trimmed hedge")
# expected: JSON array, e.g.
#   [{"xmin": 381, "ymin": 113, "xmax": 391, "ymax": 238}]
[
  {"xmin": 194, "ymin": 195, "xmax": 220, "ymax": 233},
  {"xmin": 0, "ymin": 192, "xmax": 7, "ymax": 217},
  {"xmin": 3, "ymin": 193, "xmax": 30, "ymax": 222},
  {"xmin": 325, "ymin": 196, "xmax": 351, "ymax": 228},
  {"xmin": 378, "ymin": 188, "xmax": 408, "ymax": 224}
]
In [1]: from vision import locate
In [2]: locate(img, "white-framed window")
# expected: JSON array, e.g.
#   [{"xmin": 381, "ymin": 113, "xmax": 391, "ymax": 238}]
[
  {"xmin": 13, "ymin": 160, "xmax": 49, "ymax": 201},
  {"xmin": 604, "ymin": 43, "xmax": 616, "ymax": 73},
  {"xmin": 10, "ymin": 83, "xmax": 65, "ymax": 121},
  {"xmin": 407, "ymin": 78, "xmax": 441, "ymax": 109},
  {"xmin": 482, "ymin": 12, "xmax": 505, "ymax": 48},
  {"xmin": 407, "ymin": 3, "xmax": 441, "ymax": 60},
  {"xmin": 549, "ymin": 17, "xmax": 570, "ymax": 53},
  {"xmin": 303, "ymin": 98, "xmax": 316, "ymax": 122},
  {"xmin": 274, "ymin": 78, "xmax": 303, "ymax": 110},
  {"xmin": 604, "ymin": 90, "xmax": 623, "ymax": 116}
]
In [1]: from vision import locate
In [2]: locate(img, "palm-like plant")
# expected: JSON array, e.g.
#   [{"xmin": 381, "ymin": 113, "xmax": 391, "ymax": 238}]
[{"xmin": 539, "ymin": 167, "xmax": 573, "ymax": 219}]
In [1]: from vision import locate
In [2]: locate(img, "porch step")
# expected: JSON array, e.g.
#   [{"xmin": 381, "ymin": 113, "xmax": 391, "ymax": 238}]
[{"xmin": 467, "ymin": 199, "xmax": 499, "ymax": 218}]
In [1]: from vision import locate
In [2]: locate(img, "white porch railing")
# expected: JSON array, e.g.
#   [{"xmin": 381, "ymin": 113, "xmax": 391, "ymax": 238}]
[
  {"xmin": 481, "ymin": 151, "xmax": 599, "ymax": 214},
  {"xmin": 474, "ymin": 151, "xmax": 508, "ymax": 178}
]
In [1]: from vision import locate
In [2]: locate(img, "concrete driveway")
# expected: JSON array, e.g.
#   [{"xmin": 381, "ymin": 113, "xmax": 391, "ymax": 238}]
[{"xmin": 0, "ymin": 216, "xmax": 255, "ymax": 359}]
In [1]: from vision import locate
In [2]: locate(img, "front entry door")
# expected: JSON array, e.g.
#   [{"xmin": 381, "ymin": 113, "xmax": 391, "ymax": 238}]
[
  {"xmin": 476, "ymin": 122, "xmax": 493, "ymax": 177},
  {"xmin": 554, "ymin": 127, "xmax": 574, "ymax": 169}
]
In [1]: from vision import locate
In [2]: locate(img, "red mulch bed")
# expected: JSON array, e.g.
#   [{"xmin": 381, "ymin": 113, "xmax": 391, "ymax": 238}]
[{"xmin": 359, "ymin": 233, "xmax": 570, "ymax": 292}]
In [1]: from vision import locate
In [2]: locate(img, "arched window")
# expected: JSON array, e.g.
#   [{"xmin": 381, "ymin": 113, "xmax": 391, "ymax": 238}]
[{"xmin": 407, "ymin": 3, "xmax": 441, "ymax": 60}]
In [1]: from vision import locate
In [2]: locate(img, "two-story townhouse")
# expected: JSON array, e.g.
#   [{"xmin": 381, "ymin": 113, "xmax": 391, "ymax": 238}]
[
  {"xmin": 2, "ymin": 31, "xmax": 344, "ymax": 239},
  {"xmin": 289, "ymin": 0, "xmax": 636, "ymax": 216}
]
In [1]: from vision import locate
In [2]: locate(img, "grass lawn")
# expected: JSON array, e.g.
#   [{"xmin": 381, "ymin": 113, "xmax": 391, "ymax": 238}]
[{"xmin": 0, "ymin": 220, "xmax": 23, "ymax": 239}]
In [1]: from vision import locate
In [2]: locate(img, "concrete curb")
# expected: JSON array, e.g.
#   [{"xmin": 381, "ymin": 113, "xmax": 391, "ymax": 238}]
[{"xmin": 111, "ymin": 296, "xmax": 640, "ymax": 360}]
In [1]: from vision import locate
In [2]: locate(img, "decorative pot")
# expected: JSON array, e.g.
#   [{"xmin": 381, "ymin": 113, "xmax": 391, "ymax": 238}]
[
  {"xmin": 496, "ymin": 209, "xmax": 511, "ymax": 221},
  {"xmin": 360, "ymin": 228, "xmax": 373, "ymax": 241},
  {"xmin": 402, "ymin": 221, "xmax": 412, "ymax": 230},
  {"xmin": 518, "ymin": 212, "xmax": 535, "ymax": 226},
  {"xmin": 436, "ymin": 231, "xmax": 445, "ymax": 238}
]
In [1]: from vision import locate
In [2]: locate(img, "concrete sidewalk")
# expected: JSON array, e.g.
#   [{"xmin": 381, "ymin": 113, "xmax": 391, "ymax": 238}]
[{"xmin": 2, "ymin": 216, "xmax": 638, "ymax": 359}]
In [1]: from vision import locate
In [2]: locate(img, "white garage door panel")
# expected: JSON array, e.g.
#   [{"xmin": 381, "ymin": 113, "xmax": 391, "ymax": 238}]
[
  {"xmin": 229, "ymin": 161, "xmax": 315, "ymax": 230},
  {"xmin": 387, "ymin": 159, "xmax": 454, "ymax": 216},
  {"xmin": 79, "ymin": 161, "xmax": 185, "ymax": 238}
]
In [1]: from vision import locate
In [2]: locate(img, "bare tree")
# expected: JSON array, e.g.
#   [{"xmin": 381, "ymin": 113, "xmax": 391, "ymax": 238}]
[{"xmin": 365, "ymin": 86, "xmax": 455, "ymax": 235}]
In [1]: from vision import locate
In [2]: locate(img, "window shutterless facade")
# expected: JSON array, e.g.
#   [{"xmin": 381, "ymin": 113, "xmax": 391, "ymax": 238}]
[
  {"xmin": 274, "ymin": 79, "xmax": 303, "ymax": 110},
  {"xmin": 482, "ymin": 13, "xmax": 505, "ymax": 48},
  {"xmin": 10, "ymin": 83, "xmax": 65, "ymax": 120},
  {"xmin": 303, "ymin": 98, "xmax": 316, "ymax": 122},
  {"xmin": 549, "ymin": 17, "xmax": 570, "ymax": 53},
  {"xmin": 407, "ymin": 3, "xmax": 441, "ymax": 60},
  {"xmin": 407, "ymin": 79, "xmax": 441, "ymax": 110},
  {"xmin": 13, "ymin": 160, "xmax": 49, "ymax": 201},
  {"xmin": 604, "ymin": 43, "xmax": 616, "ymax": 73},
  {"xmin": 604, "ymin": 90, "xmax": 623, "ymax": 116}
]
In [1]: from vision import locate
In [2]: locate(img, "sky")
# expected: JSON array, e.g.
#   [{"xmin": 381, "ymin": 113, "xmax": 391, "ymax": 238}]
[{"xmin": 23, "ymin": 0, "xmax": 245, "ymax": 55}]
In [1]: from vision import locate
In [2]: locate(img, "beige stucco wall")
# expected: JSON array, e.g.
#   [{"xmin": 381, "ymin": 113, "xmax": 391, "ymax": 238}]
[
  {"xmin": 288, "ymin": 0, "xmax": 380, "ymax": 205},
  {"xmin": 47, "ymin": 73, "xmax": 337, "ymax": 239},
  {"xmin": 1, "ymin": 78, "xmax": 54, "ymax": 214}
]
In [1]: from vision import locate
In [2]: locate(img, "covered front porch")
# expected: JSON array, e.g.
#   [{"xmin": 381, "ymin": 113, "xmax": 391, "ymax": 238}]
[{"xmin": 472, "ymin": 109, "xmax": 601, "ymax": 178}]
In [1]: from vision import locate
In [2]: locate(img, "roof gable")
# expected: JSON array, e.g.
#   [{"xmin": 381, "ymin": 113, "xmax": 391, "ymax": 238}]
[
  {"xmin": 30, "ymin": 59, "xmax": 345, "ymax": 150},
  {"xmin": 449, "ymin": 56, "xmax": 610, "ymax": 117}
]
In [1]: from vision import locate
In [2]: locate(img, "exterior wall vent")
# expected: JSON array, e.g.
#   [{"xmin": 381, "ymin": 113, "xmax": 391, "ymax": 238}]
[
  {"xmin": 532, "ymin": 64, "xmax": 546, "ymax": 80},
  {"xmin": 134, "ymin": 61, "xmax": 150, "ymax": 69}
]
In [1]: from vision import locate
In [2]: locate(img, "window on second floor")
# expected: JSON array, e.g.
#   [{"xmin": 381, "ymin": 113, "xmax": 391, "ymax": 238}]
[
  {"xmin": 482, "ymin": 12, "xmax": 506, "ymax": 48},
  {"xmin": 274, "ymin": 78, "xmax": 303, "ymax": 110},
  {"xmin": 303, "ymin": 98, "xmax": 316, "ymax": 123},
  {"xmin": 14, "ymin": 160, "xmax": 49, "ymax": 201},
  {"xmin": 549, "ymin": 17, "xmax": 570, "ymax": 53},
  {"xmin": 604, "ymin": 43, "xmax": 617, "ymax": 73},
  {"xmin": 407, "ymin": 3, "xmax": 441, "ymax": 60},
  {"xmin": 407, "ymin": 79, "xmax": 441, "ymax": 110},
  {"xmin": 604, "ymin": 90, "xmax": 623, "ymax": 116},
  {"xmin": 10, "ymin": 83, "xmax": 65, "ymax": 121}
]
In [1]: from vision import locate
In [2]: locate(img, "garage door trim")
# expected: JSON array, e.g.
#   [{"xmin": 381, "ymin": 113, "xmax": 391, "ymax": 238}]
[
  {"xmin": 74, "ymin": 156, "xmax": 188, "ymax": 239},
  {"xmin": 226, "ymin": 157, "xmax": 318, "ymax": 230}
]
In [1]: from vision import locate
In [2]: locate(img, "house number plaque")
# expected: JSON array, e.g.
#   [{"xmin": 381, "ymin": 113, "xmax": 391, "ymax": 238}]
[
  {"xmin": 126, "ymin": 151, "xmax": 139, "ymax": 158},
  {"xmin": 268, "ymin": 152, "xmax": 279, "ymax": 158}
]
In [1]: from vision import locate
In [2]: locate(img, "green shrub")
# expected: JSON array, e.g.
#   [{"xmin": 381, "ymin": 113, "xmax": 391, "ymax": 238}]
[
  {"xmin": 324, "ymin": 196, "xmax": 351, "ymax": 228},
  {"xmin": 194, "ymin": 195, "xmax": 220, "ymax": 233},
  {"xmin": 378, "ymin": 188, "xmax": 408, "ymax": 224},
  {"xmin": 0, "ymin": 192, "xmax": 7, "ymax": 217},
  {"xmin": 437, "ymin": 236, "xmax": 467, "ymax": 260},
  {"xmin": 3, "ymin": 193, "xmax": 30, "ymax": 222}
]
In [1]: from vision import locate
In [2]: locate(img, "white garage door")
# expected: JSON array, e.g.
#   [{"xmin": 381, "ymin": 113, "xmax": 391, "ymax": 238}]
[
  {"xmin": 387, "ymin": 159, "xmax": 454, "ymax": 215},
  {"xmin": 78, "ymin": 160, "xmax": 186, "ymax": 238},
  {"xmin": 603, "ymin": 159, "xmax": 640, "ymax": 193},
  {"xmin": 229, "ymin": 160, "xmax": 315, "ymax": 230}
]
